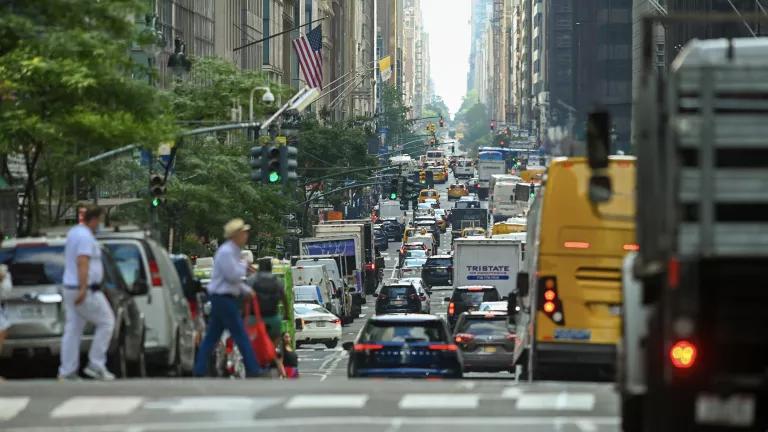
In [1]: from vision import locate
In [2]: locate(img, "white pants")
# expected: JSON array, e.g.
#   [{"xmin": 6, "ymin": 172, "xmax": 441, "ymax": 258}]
[{"xmin": 59, "ymin": 289, "xmax": 115, "ymax": 376}]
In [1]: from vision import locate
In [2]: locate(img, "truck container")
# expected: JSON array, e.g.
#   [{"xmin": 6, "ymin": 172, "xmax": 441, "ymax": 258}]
[
  {"xmin": 450, "ymin": 208, "xmax": 489, "ymax": 239},
  {"xmin": 315, "ymin": 220, "xmax": 378, "ymax": 295},
  {"xmin": 452, "ymin": 237, "xmax": 522, "ymax": 298},
  {"xmin": 477, "ymin": 153, "xmax": 507, "ymax": 200}
]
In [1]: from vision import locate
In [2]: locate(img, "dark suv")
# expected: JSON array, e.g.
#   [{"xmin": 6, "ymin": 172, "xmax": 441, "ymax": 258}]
[
  {"xmin": 380, "ymin": 219, "xmax": 403, "ymax": 241},
  {"xmin": 453, "ymin": 312, "xmax": 515, "ymax": 372},
  {"xmin": 421, "ymin": 255, "xmax": 453, "ymax": 289},
  {"xmin": 444, "ymin": 285, "xmax": 500, "ymax": 329},
  {"xmin": 375, "ymin": 283, "xmax": 422, "ymax": 315}
]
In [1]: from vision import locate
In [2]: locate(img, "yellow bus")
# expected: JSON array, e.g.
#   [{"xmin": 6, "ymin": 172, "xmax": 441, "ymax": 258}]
[{"xmin": 514, "ymin": 156, "xmax": 636, "ymax": 380}]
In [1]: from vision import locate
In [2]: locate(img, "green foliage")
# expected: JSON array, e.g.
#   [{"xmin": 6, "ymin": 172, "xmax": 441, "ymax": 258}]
[
  {"xmin": 0, "ymin": 0, "xmax": 175, "ymax": 233},
  {"xmin": 456, "ymin": 99, "xmax": 490, "ymax": 156},
  {"xmin": 424, "ymin": 96, "xmax": 450, "ymax": 120}
]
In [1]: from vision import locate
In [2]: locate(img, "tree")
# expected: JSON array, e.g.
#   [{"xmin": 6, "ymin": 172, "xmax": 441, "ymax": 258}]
[
  {"xmin": 424, "ymin": 96, "xmax": 450, "ymax": 120},
  {"xmin": 162, "ymin": 57, "xmax": 293, "ymax": 253},
  {"xmin": 0, "ymin": 0, "xmax": 175, "ymax": 234}
]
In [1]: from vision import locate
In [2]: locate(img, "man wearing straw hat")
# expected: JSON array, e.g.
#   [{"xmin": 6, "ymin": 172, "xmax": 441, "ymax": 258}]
[{"xmin": 193, "ymin": 218, "xmax": 265, "ymax": 377}]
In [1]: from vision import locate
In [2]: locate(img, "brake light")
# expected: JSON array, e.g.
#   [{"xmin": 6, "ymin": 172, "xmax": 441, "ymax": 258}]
[
  {"xmin": 329, "ymin": 318, "xmax": 341, "ymax": 324},
  {"xmin": 454, "ymin": 333, "xmax": 475, "ymax": 343},
  {"xmin": 668, "ymin": 257, "xmax": 680, "ymax": 289},
  {"xmin": 539, "ymin": 276, "xmax": 563, "ymax": 324},
  {"xmin": 467, "ymin": 287, "xmax": 484, "ymax": 292},
  {"xmin": 429, "ymin": 344, "xmax": 458, "ymax": 351},
  {"xmin": 564, "ymin": 241, "xmax": 590, "ymax": 249},
  {"xmin": 448, "ymin": 302, "xmax": 455, "ymax": 316},
  {"xmin": 543, "ymin": 301, "xmax": 556, "ymax": 313},
  {"xmin": 365, "ymin": 263, "xmax": 376, "ymax": 271},
  {"xmin": 623, "ymin": 243, "xmax": 639, "ymax": 251},
  {"xmin": 378, "ymin": 294, "xmax": 387, "ymax": 300},
  {"xmin": 148, "ymin": 259, "xmax": 163, "ymax": 286},
  {"xmin": 544, "ymin": 290, "xmax": 556, "ymax": 301},
  {"xmin": 669, "ymin": 340, "xmax": 697, "ymax": 369},
  {"xmin": 354, "ymin": 343, "xmax": 384, "ymax": 351}
]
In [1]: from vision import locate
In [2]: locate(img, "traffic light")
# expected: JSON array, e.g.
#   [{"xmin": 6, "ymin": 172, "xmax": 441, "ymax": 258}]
[
  {"xmin": 266, "ymin": 145, "xmax": 281, "ymax": 183},
  {"xmin": 439, "ymin": 115, "xmax": 445, "ymax": 128},
  {"xmin": 251, "ymin": 145, "xmax": 268, "ymax": 183},
  {"xmin": 149, "ymin": 174, "xmax": 165, "ymax": 207},
  {"xmin": 280, "ymin": 145, "xmax": 298, "ymax": 182},
  {"xmin": 389, "ymin": 178, "xmax": 399, "ymax": 200}
]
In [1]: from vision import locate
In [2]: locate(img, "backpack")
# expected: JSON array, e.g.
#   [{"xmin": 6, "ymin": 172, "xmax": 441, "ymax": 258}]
[{"xmin": 251, "ymin": 273, "xmax": 283, "ymax": 316}]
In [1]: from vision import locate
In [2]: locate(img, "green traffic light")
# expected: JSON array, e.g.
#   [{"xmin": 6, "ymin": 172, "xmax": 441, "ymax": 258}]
[
  {"xmin": 152, "ymin": 198, "xmax": 160, "ymax": 207},
  {"xmin": 389, "ymin": 192, "xmax": 398, "ymax": 200},
  {"xmin": 268, "ymin": 171, "xmax": 281, "ymax": 183}
]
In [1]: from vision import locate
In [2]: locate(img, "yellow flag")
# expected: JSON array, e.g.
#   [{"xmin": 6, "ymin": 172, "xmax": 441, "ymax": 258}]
[{"xmin": 379, "ymin": 56, "xmax": 392, "ymax": 82}]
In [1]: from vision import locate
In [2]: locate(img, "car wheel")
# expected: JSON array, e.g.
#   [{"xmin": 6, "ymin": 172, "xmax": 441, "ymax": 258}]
[
  {"xmin": 325, "ymin": 339, "xmax": 338, "ymax": 349},
  {"xmin": 129, "ymin": 329, "xmax": 147, "ymax": 378},
  {"xmin": 169, "ymin": 332, "xmax": 184, "ymax": 377}
]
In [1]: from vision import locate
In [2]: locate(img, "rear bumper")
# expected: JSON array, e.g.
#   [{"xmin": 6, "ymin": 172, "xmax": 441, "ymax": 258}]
[
  {"xmin": 536, "ymin": 342, "xmax": 617, "ymax": 367},
  {"xmin": 375, "ymin": 307, "xmax": 420, "ymax": 315},
  {"xmin": 353, "ymin": 367, "xmax": 462, "ymax": 378},
  {"xmin": 1, "ymin": 335, "xmax": 93, "ymax": 359},
  {"xmin": 462, "ymin": 351, "xmax": 516, "ymax": 371},
  {"xmin": 422, "ymin": 274, "xmax": 451, "ymax": 287},
  {"xmin": 296, "ymin": 327, "xmax": 342, "ymax": 343}
]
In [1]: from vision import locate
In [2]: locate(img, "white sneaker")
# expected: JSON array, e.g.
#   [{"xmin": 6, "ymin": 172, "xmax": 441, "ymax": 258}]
[{"xmin": 83, "ymin": 365, "xmax": 116, "ymax": 381}]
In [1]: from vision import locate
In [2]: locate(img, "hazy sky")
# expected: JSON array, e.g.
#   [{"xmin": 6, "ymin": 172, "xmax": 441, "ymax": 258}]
[{"xmin": 421, "ymin": 0, "xmax": 471, "ymax": 117}]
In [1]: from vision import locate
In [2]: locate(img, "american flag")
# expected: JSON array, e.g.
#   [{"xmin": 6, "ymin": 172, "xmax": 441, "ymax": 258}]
[{"xmin": 293, "ymin": 25, "xmax": 323, "ymax": 89}]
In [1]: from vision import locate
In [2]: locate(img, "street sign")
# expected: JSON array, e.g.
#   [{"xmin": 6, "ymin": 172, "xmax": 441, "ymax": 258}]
[{"xmin": 286, "ymin": 227, "xmax": 302, "ymax": 235}]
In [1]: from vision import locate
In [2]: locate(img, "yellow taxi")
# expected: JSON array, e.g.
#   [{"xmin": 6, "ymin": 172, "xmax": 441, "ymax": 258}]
[
  {"xmin": 418, "ymin": 189, "xmax": 440, "ymax": 203},
  {"xmin": 432, "ymin": 168, "xmax": 448, "ymax": 184},
  {"xmin": 402, "ymin": 227, "xmax": 417, "ymax": 243},
  {"xmin": 492, "ymin": 220, "xmax": 526, "ymax": 235},
  {"xmin": 447, "ymin": 183, "xmax": 469, "ymax": 200},
  {"xmin": 461, "ymin": 227, "xmax": 486, "ymax": 238}
]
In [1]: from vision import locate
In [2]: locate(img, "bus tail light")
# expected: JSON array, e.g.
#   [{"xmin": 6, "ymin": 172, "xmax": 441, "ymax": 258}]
[
  {"xmin": 448, "ymin": 302, "xmax": 455, "ymax": 316},
  {"xmin": 669, "ymin": 340, "xmax": 697, "ymax": 369},
  {"xmin": 538, "ymin": 276, "xmax": 564, "ymax": 325},
  {"xmin": 564, "ymin": 241, "xmax": 590, "ymax": 249},
  {"xmin": 623, "ymin": 243, "xmax": 640, "ymax": 251}
]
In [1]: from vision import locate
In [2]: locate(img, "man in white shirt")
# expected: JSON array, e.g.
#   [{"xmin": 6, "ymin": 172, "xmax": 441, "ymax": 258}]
[
  {"xmin": 193, "ymin": 218, "xmax": 264, "ymax": 377},
  {"xmin": 59, "ymin": 205, "xmax": 115, "ymax": 380}
]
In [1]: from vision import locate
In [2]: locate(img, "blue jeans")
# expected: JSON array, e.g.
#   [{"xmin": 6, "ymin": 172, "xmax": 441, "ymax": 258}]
[{"xmin": 193, "ymin": 294, "xmax": 263, "ymax": 376}]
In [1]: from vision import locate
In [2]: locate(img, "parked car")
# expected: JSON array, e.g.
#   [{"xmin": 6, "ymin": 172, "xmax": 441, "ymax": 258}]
[
  {"xmin": 421, "ymin": 255, "xmax": 453, "ymax": 289},
  {"xmin": 98, "ymin": 230, "xmax": 196, "ymax": 375},
  {"xmin": 0, "ymin": 237, "xmax": 147, "ymax": 377},
  {"xmin": 453, "ymin": 311, "xmax": 515, "ymax": 373},
  {"xmin": 444, "ymin": 285, "xmax": 501, "ymax": 329},
  {"xmin": 294, "ymin": 303, "xmax": 342, "ymax": 348},
  {"xmin": 170, "ymin": 254, "xmax": 205, "ymax": 354},
  {"xmin": 375, "ymin": 283, "xmax": 422, "ymax": 315},
  {"xmin": 344, "ymin": 314, "xmax": 462, "ymax": 378},
  {"xmin": 396, "ymin": 278, "xmax": 431, "ymax": 313}
]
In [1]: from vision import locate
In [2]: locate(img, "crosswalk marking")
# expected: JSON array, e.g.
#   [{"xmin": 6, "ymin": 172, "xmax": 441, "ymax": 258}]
[
  {"xmin": 501, "ymin": 387, "xmax": 523, "ymax": 399},
  {"xmin": 516, "ymin": 392, "xmax": 595, "ymax": 411},
  {"xmin": 285, "ymin": 394, "xmax": 368, "ymax": 409},
  {"xmin": 143, "ymin": 397, "xmax": 281, "ymax": 413},
  {"xmin": 399, "ymin": 394, "xmax": 479, "ymax": 409},
  {"xmin": 0, "ymin": 397, "xmax": 29, "ymax": 421},
  {"xmin": 50, "ymin": 397, "xmax": 143, "ymax": 418}
]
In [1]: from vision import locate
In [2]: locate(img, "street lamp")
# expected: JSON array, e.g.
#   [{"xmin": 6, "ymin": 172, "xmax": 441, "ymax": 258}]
[
  {"xmin": 249, "ymin": 86, "xmax": 276, "ymax": 122},
  {"xmin": 140, "ymin": 14, "xmax": 165, "ymax": 58},
  {"xmin": 167, "ymin": 37, "xmax": 191, "ymax": 79}
]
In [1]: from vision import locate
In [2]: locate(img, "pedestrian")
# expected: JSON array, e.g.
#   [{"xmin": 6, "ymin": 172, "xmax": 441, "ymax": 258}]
[
  {"xmin": 250, "ymin": 257, "xmax": 289, "ymax": 350},
  {"xmin": 0, "ymin": 231, "xmax": 12, "ymax": 379},
  {"xmin": 59, "ymin": 205, "xmax": 116, "ymax": 380},
  {"xmin": 277, "ymin": 332, "xmax": 299, "ymax": 379},
  {"xmin": 193, "ymin": 218, "xmax": 265, "ymax": 377}
]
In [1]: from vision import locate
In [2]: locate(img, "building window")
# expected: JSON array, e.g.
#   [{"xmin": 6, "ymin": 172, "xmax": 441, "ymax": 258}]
[
  {"xmin": 263, "ymin": 0, "xmax": 270, "ymax": 64},
  {"xmin": 533, "ymin": 59, "xmax": 540, "ymax": 73}
]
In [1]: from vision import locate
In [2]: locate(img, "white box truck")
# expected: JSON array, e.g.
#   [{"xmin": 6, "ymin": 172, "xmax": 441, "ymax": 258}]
[
  {"xmin": 292, "ymin": 265, "xmax": 339, "ymax": 317},
  {"xmin": 452, "ymin": 237, "xmax": 523, "ymax": 298}
]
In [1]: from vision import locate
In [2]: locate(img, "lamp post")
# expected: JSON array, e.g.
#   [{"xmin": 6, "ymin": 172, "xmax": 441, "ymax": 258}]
[
  {"xmin": 138, "ymin": 14, "xmax": 165, "ymax": 85},
  {"xmin": 167, "ymin": 37, "xmax": 191, "ymax": 80}
]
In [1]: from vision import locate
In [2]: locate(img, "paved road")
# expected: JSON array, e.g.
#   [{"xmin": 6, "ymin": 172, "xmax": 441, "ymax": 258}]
[{"xmin": 0, "ymin": 379, "xmax": 619, "ymax": 432}]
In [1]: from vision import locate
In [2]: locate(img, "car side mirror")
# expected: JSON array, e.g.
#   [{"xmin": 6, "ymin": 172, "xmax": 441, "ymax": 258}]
[
  {"xmin": 516, "ymin": 272, "xmax": 529, "ymax": 297},
  {"xmin": 130, "ymin": 279, "xmax": 150, "ymax": 296},
  {"xmin": 443, "ymin": 297, "xmax": 451, "ymax": 302},
  {"xmin": 342, "ymin": 341, "xmax": 354, "ymax": 351}
]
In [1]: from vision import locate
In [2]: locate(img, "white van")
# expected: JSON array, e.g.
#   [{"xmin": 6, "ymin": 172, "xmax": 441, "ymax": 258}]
[
  {"xmin": 294, "ymin": 284, "xmax": 327, "ymax": 305},
  {"xmin": 292, "ymin": 265, "xmax": 337, "ymax": 314},
  {"xmin": 454, "ymin": 158, "xmax": 473, "ymax": 178},
  {"xmin": 490, "ymin": 181, "xmax": 519, "ymax": 220}
]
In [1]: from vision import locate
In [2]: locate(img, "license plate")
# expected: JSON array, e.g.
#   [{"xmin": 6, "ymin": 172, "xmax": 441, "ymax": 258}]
[
  {"xmin": 696, "ymin": 394, "xmax": 755, "ymax": 427},
  {"xmin": 393, "ymin": 300, "xmax": 406, "ymax": 306},
  {"xmin": 315, "ymin": 322, "xmax": 326, "ymax": 328},
  {"xmin": 483, "ymin": 346, "xmax": 497, "ymax": 353},
  {"xmin": 609, "ymin": 305, "xmax": 622, "ymax": 316},
  {"xmin": 9, "ymin": 305, "xmax": 47, "ymax": 321}
]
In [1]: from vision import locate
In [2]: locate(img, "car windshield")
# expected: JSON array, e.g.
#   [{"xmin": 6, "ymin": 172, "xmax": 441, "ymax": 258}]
[
  {"xmin": 403, "ymin": 258, "xmax": 426, "ymax": 267},
  {"xmin": 455, "ymin": 289, "xmax": 500, "ymax": 304},
  {"xmin": 294, "ymin": 304, "xmax": 331, "ymax": 315},
  {"xmin": 480, "ymin": 302, "xmax": 508, "ymax": 312},
  {"xmin": 0, "ymin": 245, "xmax": 65, "ymax": 286},
  {"xmin": 381, "ymin": 285, "xmax": 414, "ymax": 297},
  {"xmin": 459, "ymin": 318, "xmax": 511, "ymax": 336},
  {"xmin": 360, "ymin": 321, "xmax": 447, "ymax": 343},
  {"xmin": 102, "ymin": 243, "xmax": 146, "ymax": 286},
  {"xmin": 405, "ymin": 250, "xmax": 427, "ymax": 258},
  {"xmin": 426, "ymin": 258, "xmax": 452, "ymax": 267},
  {"xmin": 455, "ymin": 201, "xmax": 480, "ymax": 209}
]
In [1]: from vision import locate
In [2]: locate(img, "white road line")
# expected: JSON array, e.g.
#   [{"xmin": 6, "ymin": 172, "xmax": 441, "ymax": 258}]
[
  {"xmin": 515, "ymin": 392, "xmax": 596, "ymax": 411},
  {"xmin": 501, "ymin": 387, "xmax": 523, "ymax": 399},
  {"xmin": 0, "ymin": 397, "xmax": 30, "ymax": 421},
  {"xmin": 143, "ymin": 397, "xmax": 281, "ymax": 413},
  {"xmin": 284, "ymin": 394, "xmax": 368, "ymax": 409},
  {"xmin": 50, "ymin": 397, "xmax": 144, "ymax": 418},
  {"xmin": 398, "ymin": 394, "xmax": 479, "ymax": 409}
]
